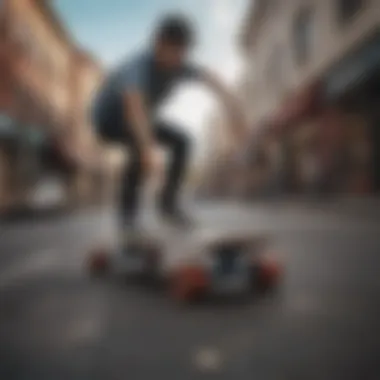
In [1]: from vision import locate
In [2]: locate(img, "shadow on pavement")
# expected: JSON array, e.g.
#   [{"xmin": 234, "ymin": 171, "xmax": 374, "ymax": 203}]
[{"xmin": 0, "ymin": 206, "xmax": 70, "ymax": 225}]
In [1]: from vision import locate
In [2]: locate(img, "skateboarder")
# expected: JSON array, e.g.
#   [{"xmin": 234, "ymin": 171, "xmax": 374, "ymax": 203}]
[{"xmin": 91, "ymin": 14, "xmax": 247, "ymax": 230}]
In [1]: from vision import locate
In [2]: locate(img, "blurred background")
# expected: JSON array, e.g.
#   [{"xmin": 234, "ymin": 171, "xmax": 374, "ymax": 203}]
[
  {"xmin": 0, "ymin": 0, "xmax": 380, "ymax": 215},
  {"xmin": 1, "ymin": 1, "xmax": 380, "ymax": 379}
]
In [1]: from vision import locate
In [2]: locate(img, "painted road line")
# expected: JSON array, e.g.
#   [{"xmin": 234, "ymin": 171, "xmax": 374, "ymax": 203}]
[
  {"xmin": 0, "ymin": 249, "xmax": 60, "ymax": 288},
  {"xmin": 193, "ymin": 346, "xmax": 223, "ymax": 373}
]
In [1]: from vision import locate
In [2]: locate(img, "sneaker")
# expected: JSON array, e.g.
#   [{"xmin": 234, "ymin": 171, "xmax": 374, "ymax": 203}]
[
  {"xmin": 159, "ymin": 207, "xmax": 195, "ymax": 229},
  {"xmin": 118, "ymin": 218, "xmax": 139, "ymax": 249}
]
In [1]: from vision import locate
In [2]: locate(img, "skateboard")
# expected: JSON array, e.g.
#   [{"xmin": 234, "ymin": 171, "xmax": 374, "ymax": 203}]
[
  {"xmin": 86, "ymin": 226, "xmax": 283, "ymax": 303},
  {"xmin": 163, "ymin": 228, "xmax": 282, "ymax": 302}
]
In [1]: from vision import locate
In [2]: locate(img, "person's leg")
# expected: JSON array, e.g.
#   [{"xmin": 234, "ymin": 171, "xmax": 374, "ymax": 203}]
[
  {"xmin": 94, "ymin": 108, "xmax": 144, "ymax": 229},
  {"xmin": 119, "ymin": 139, "xmax": 144, "ymax": 228},
  {"xmin": 154, "ymin": 121, "xmax": 192, "ymax": 225}
]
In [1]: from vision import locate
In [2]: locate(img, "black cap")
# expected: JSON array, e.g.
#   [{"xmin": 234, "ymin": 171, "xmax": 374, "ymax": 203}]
[{"xmin": 155, "ymin": 14, "xmax": 195, "ymax": 47}]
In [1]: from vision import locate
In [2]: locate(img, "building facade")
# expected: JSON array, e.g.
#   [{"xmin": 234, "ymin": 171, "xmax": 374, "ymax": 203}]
[
  {"xmin": 240, "ymin": 0, "xmax": 380, "ymax": 196},
  {"xmin": 68, "ymin": 49, "xmax": 105, "ymax": 204},
  {"xmin": 0, "ymin": 0, "xmax": 106, "ymax": 214},
  {"xmin": 0, "ymin": 0, "xmax": 16, "ymax": 211},
  {"xmin": 199, "ymin": 108, "xmax": 245, "ymax": 198}
]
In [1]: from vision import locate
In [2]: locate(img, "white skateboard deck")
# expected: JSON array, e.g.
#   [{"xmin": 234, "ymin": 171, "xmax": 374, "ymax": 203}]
[{"xmin": 104, "ymin": 224, "xmax": 269, "ymax": 280}]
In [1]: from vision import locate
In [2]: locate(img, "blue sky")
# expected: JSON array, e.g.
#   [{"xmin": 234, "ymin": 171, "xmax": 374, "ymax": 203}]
[{"xmin": 53, "ymin": 0, "xmax": 248, "ymax": 161}]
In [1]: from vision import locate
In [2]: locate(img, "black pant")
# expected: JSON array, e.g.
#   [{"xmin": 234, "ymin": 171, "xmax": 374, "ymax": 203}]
[{"xmin": 96, "ymin": 115, "xmax": 191, "ymax": 224}]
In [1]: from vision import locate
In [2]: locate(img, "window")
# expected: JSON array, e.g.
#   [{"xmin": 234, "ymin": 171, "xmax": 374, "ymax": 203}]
[
  {"xmin": 293, "ymin": 7, "xmax": 314, "ymax": 66},
  {"xmin": 268, "ymin": 44, "xmax": 286, "ymax": 93},
  {"xmin": 337, "ymin": 0, "xmax": 365, "ymax": 25},
  {"xmin": 257, "ymin": 0, "xmax": 277, "ymax": 18}
]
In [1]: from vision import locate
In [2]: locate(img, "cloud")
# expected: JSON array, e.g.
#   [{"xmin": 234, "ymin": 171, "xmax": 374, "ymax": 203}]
[
  {"xmin": 204, "ymin": 0, "xmax": 246, "ymax": 83},
  {"xmin": 210, "ymin": 0, "xmax": 246, "ymax": 32},
  {"xmin": 211, "ymin": 0, "xmax": 238, "ymax": 30}
]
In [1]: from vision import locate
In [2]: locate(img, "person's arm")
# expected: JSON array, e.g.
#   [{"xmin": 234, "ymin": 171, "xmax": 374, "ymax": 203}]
[
  {"xmin": 123, "ymin": 90, "xmax": 154, "ymax": 150},
  {"xmin": 120, "ymin": 57, "xmax": 157, "ymax": 172}
]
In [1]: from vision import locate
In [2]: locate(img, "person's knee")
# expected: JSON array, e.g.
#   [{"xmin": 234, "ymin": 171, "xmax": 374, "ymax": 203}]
[
  {"xmin": 129, "ymin": 145, "xmax": 144, "ymax": 167},
  {"xmin": 174, "ymin": 131, "xmax": 191, "ymax": 157}
]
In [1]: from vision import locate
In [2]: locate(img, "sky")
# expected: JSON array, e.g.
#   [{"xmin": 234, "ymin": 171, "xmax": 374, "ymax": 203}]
[{"xmin": 53, "ymin": 0, "xmax": 248, "ymax": 162}]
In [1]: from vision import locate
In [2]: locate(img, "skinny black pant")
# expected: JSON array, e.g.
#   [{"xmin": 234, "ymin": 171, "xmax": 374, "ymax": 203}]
[{"xmin": 95, "ymin": 112, "xmax": 191, "ymax": 224}]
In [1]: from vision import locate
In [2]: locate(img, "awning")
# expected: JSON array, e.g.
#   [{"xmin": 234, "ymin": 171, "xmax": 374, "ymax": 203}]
[
  {"xmin": 323, "ymin": 29, "xmax": 380, "ymax": 100},
  {"xmin": 270, "ymin": 81, "xmax": 322, "ymax": 132}
]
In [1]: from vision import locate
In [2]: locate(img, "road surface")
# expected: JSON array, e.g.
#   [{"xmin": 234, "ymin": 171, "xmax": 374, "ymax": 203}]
[{"xmin": 1, "ymin": 202, "xmax": 380, "ymax": 379}]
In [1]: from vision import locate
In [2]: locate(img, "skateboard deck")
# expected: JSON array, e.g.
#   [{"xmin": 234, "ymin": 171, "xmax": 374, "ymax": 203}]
[
  {"xmin": 86, "ymin": 225, "xmax": 282, "ymax": 301},
  {"xmin": 161, "ymin": 227, "xmax": 277, "ymax": 300}
]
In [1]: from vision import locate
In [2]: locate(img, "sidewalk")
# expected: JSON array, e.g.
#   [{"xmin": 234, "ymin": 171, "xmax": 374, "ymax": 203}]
[
  {"xmin": 329, "ymin": 196, "xmax": 380, "ymax": 219},
  {"xmin": 267, "ymin": 196, "xmax": 380, "ymax": 221},
  {"xmin": 0, "ymin": 202, "xmax": 104, "ymax": 225}
]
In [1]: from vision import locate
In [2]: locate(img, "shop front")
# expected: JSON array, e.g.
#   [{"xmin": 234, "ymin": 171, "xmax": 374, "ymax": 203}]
[
  {"xmin": 321, "ymin": 28, "xmax": 380, "ymax": 194},
  {"xmin": 268, "ymin": 81, "xmax": 323, "ymax": 195},
  {"xmin": 22, "ymin": 125, "xmax": 71, "ymax": 211},
  {"xmin": 241, "ymin": 127, "xmax": 270, "ymax": 199},
  {"xmin": 248, "ymin": 126, "xmax": 285, "ymax": 198},
  {"xmin": 13, "ymin": 96, "xmax": 74, "ymax": 211},
  {"xmin": 0, "ymin": 113, "xmax": 19, "ymax": 212},
  {"xmin": 0, "ymin": 112, "xmax": 47, "ymax": 213}
]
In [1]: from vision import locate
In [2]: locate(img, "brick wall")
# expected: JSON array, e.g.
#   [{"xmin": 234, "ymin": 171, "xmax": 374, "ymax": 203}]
[{"xmin": 241, "ymin": 0, "xmax": 380, "ymax": 128}]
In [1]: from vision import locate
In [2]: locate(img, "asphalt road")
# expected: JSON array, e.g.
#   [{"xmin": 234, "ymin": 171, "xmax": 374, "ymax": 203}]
[{"xmin": 1, "ymin": 202, "xmax": 380, "ymax": 380}]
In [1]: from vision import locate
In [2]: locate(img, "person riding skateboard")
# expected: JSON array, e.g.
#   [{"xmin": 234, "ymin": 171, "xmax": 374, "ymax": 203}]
[{"xmin": 91, "ymin": 14, "xmax": 247, "ymax": 230}]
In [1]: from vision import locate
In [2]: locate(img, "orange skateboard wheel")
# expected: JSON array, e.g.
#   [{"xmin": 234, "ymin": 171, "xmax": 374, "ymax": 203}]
[
  {"xmin": 258, "ymin": 259, "xmax": 282, "ymax": 290},
  {"xmin": 88, "ymin": 248, "xmax": 110, "ymax": 276},
  {"xmin": 170, "ymin": 266, "xmax": 209, "ymax": 302}
]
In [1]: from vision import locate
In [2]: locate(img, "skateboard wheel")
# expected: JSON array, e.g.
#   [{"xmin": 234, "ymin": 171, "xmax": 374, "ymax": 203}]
[
  {"xmin": 170, "ymin": 266, "xmax": 209, "ymax": 302},
  {"xmin": 87, "ymin": 249, "xmax": 110, "ymax": 276},
  {"xmin": 256, "ymin": 259, "xmax": 282, "ymax": 291}
]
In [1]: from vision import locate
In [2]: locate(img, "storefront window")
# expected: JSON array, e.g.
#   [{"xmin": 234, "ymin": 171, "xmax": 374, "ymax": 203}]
[
  {"xmin": 28, "ymin": 127, "xmax": 45, "ymax": 146},
  {"xmin": 337, "ymin": 0, "xmax": 365, "ymax": 25},
  {"xmin": 0, "ymin": 114, "xmax": 11, "ymax": 128},
  {"xmin": 293, "ymin": 6, "xmax": 314, "ymax": 66},
  {"xmin": 323, "ymin": 30, "xmax": 380, "ymax": 100},
  {"xmin": 0, "ymin": 113, "xmax": 14, "ymax": 137}
]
